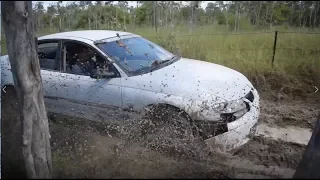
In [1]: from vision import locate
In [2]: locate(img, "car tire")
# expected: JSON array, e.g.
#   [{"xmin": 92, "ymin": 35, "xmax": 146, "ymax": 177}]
[
  {"xmin": 141, "ymin": 104, "xmax": 213, "ymax": 160},
  {"xmin": 145, "ymin": 104, "xmax": 200, "ymax": 139}
]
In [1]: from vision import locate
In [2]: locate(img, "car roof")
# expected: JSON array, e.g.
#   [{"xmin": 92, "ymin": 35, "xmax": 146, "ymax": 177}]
[{"xmin": 38, "ymin": 30, "xmax": 133, "ymax": 42}]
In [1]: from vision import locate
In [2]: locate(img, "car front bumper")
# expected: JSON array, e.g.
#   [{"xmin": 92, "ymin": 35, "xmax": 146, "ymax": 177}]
[{"xmin": 204, "ymin": 89, "xmax": 260, "ymax": 152}]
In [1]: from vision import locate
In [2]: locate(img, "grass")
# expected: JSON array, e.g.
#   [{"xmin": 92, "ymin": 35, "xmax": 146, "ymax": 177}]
[
  {"xmin": 133, "ymin": 25, "xmax": 320, "ymax": 96},
  {"xmin": 1, "ymin": 24, "xmax": 320, "ymax": 97}
]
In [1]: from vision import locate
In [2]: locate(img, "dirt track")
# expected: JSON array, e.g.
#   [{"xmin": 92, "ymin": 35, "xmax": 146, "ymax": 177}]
[{"xmin": 2, "ymin": 87, "xmax": 319, "ymax": 178}]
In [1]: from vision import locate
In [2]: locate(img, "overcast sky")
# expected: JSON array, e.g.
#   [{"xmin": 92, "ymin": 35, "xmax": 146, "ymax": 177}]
[{"xmin": 42, "ymin": 1, "xmax": 214, "ymax": 10}]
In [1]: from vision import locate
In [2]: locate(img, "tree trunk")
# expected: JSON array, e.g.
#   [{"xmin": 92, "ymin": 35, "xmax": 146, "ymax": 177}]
[
  {"xmin": 133, "ymin": 2, "xmax": 137, "ymax": 30},
  {"xmin": 189, "ymin": 6, "xmax": 194, "ymax": 35},
  {"xmin": 59, "ymin": 16, "xmax": 62, "ymax": 32},
  {"xmin": 226, "ymin": 6, "xmax": 230, "ymax": 29},
  {"xmin": 234, "ymin": 2, "xmax": 238, "ymax": 32},
  {"xmin": 299, "ymin": 2, "xmax": 303, "ymax": 27},
  {"xmin": 88, "ymin": 17, "xmax": 91, "ymax": 29},
  {"xmin": 124, "ymin": 10, "xmax": 126, "ymax": 30},
  {"xmin": 165, "ymin": 4, "xmax": 168, "ymax": 29},
  {"xmin": 265, "ymin": 2, "xmax": 269, "ymax": 26},
  {"xmin": 115, "ymin": 7, "xmax": 118, "ymax": 29},
  {"xmin": 153, "ymin": 1, "xmax": 157, "ymax": 32},
  {"xmin": 310, "ymin": 7, "xmax": 313, "ymax": 28},
  {"xmin": 49, "ymin": 16, "xmax": 53, "ymax": 32},
  {"xmin": 1, "ymin": 1, "xmax": 53, "ymax": 178},
  {"xmin": 303, "ymin": 16, "xmax": 307, "ymax": 27},
  {"xmin": 256, "ymin": 1, "xmax": 262, "ymax": 26},
  {"xmin": 314, "ymin": 2, "xmax": 319, "ymax": 28},
  {"xmin": 237, "ymin": 4, "xmax": 241, "ymax": 32},
  {"xmin": 269, "ymin": 2, "xmax": 275, "ymax": 29}
]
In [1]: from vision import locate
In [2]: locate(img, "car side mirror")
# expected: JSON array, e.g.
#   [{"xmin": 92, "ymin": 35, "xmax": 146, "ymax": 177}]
[
  {"xmin": 98, "ymin": 71, "xmax": 116, "ymax": 79},
  {"xmin": 91, "ymin": 68, "xmax": 116, "ymax": 79}
]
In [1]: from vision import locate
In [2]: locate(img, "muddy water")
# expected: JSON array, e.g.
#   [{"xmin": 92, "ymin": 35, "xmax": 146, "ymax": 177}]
[{"xmin": 259, "ymin": 99, "xmax": 319, "ymax": 129}]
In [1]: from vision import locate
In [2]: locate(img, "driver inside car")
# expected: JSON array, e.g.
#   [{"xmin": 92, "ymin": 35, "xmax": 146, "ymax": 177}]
[
  {"xmin": 69, "ymin": 46, "xmax": 97, "ymax": 76},
  {"xmin": 66, "ymin": 44, "xmax": 112, "ymax": 77}
]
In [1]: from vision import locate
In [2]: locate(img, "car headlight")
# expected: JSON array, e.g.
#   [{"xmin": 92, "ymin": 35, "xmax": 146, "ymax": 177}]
[{"xmin": 213, "ymin": 99, "xmax": 247, "ymax": 113}]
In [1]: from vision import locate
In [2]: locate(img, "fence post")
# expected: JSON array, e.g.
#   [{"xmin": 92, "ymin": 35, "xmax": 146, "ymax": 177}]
[{"xmin": 272, "ymin": 31, "xmax": 278, "ymax": 67}]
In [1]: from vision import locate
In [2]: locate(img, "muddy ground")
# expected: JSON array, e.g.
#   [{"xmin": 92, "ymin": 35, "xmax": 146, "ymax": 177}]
[{"xmin": 2, "ymin": 87, "xmax": 319, "ymax": 179}]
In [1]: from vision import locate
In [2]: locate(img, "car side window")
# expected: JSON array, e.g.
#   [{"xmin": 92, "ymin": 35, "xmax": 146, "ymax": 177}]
[
  {"xmin": 38, "ymin": 42, "xmax": 60, "ymax": 71},
  {"xmin": 63, "ymin": 42, "xmax": 118, "ymax": 78}
]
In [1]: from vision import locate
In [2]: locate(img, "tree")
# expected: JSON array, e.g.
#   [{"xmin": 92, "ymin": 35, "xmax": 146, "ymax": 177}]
[
  {"xmin": 95, "ymin": 1, "xmax": 102, "ymax": 6},
  {"xmin": 56, "ymin": 1, "xmax": 65, "ymax": 31},
  {"xmin": 47, "ymin": 4, "xmax": 57, "ymax": 32},
  {"xmin": 205, "ymin": 2, "xmax": 217, "ymax": 23},
  {"xmin": 118, "ymin": 1, "xmax": 129, "ymax": 30},
  {"xmin": 33, "ymin": 1, "xmax": 44, "ymax": 30},
  {"xmin": 1, "ymin": 1, "xmax": 53, "ymax": 178},
  {"xmin": 188, "ymin": 1, "xmax": 202, "ymax": 34}
]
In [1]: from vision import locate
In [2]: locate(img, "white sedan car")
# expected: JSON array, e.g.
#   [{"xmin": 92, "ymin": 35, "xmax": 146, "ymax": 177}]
[{"xmin": 1, "ymin": 30, "xmax": 260, "ymax": 151}]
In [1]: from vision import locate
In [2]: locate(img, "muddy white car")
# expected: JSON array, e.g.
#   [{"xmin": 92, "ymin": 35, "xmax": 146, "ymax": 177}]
[{"xmin": 1, "ymin": 30, "xmax": 260, "ymax": 151}]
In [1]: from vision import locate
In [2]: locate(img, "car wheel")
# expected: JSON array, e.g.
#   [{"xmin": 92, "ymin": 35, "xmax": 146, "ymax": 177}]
[
  {"xmin": 138, "ymin": 105, "xmax": 214, "ymax": 160},
  {"xmin": 145, "ymin": 104, "xmax": 200, "ymax": 139}
]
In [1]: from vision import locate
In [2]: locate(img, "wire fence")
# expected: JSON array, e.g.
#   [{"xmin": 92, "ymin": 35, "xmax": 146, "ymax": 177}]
[{"xmin": 143, "ymin": 31, "xmax": 320, "ymax": 68}]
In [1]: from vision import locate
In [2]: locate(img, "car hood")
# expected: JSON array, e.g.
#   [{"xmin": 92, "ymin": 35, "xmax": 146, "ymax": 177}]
[{"xmin": 124, "ymin": 58, "xmax": 253, "ymax": 102}]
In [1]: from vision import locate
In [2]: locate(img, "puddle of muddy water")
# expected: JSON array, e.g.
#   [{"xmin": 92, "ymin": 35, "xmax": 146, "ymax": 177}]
[
  {"xmin": 255, "ymin": 123, "xmax": 312, "ymax": 145},
  {"xmin": 259, "ymin": 99, "xmax": 319, "ymax": 129}
]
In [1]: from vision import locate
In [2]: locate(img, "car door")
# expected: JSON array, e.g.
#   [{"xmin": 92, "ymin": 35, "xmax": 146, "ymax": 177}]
[
  {"xmin": 53, "ymin": 40, "xmax": 123, "ymax": 108},
  {"xmin": 38, "ymin": 39, "xmax": 66, "ymax": 99}
]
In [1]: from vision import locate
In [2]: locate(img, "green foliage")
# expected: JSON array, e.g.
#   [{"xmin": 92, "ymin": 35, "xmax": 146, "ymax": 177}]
[{"xmin": 136, "ymin": 5, "xmax": 148, "ymax": 25}]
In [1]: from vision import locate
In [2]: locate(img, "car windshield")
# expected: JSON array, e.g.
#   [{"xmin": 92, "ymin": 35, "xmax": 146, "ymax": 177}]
[{"xmin": 96, "ymin": 36, "xmax": 179, "ymax": 76}]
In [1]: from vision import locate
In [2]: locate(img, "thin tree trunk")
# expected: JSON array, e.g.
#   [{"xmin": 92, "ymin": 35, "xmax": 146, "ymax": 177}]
[
  {"xmin": 265, "ymin": 2, "xmax": 269, "ymax": 26},
  {"xmin": 256, "ymin": 1, "xmax": 262, "ymax": 26},
  {"xmin": 133, "ymin": 2, "xmax": 138, "ymax": 30},
  {"xmin": 237, "ymin": 4, "xmax": 241, "ymax": 32},
  {"xmin": 299, "ymin": 2, "xmax": 303, "ymax": 27},
  {"xmin": 115, "ymin": 7, "xmax": 118, "ymax": 29},
  {"xmin": 314, "ymin": 2, "xmax": 319, "ymax": 28},
  {"xmin": 226, "ymin": 6, "xmax": 230, "ymax": 29},
  {"xmin": 59, "ymin": 17, "xmax": 62, "ymax": 32},
  {"xmin": 270, "ymin": 2, "xmax": 275, "ymax": 29},
  {"xmin": 49, "ymin": 16, "xmax": 53, "ymax": 32},
  {"xmin": 310, "ymin": 7, "xmax": 313, "ymax": 28},
  {"xmin": 165, "ymin": 4, "xmax": 168, "ymax": 29},
  {"xmin": 289, "ymin": 3, "xmax": 294, "ymax": 25},
  {"xmin": 88, "ymin": 17, "xmax": 91, "ymax": 29},
  {"xmin": 189, "ymin": 6, "xmax": 194, "ymax": 35},
  {"xmin": 153, "ymin": 1, "xmax": 157, "ymax": 31},
  {"xmin": 234, "ymin": 2, "xmax": 237, "ymax": 32},
  {"xmin": 124, "ymin": 10, "xmax": 126, "ymax": 30},
  {"xmin": 37, "ymin": 17, "xmax": 41, "ymax": 31},
  {"xmin": 1, "ymin": 1, "xmax": 53, "ymax": 178}
]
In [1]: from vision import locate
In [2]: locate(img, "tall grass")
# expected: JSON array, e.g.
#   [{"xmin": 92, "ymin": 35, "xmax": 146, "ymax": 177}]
[
  {"xmin": 1, "ymin": 24, "xmax": 319, "ymax": 97},
  {"xmin": 133, "ymin": 25, "xmax": 320, "ymax": 97}
]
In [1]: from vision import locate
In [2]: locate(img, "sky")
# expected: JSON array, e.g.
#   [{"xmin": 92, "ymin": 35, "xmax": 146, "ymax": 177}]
[{"xmin": 42, "ymin": 1, "xmax": 214, "ymax": 10}]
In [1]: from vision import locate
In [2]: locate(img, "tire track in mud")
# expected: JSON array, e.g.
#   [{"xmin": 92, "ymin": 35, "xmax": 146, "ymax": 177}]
[{"xmin": 232, "ymin": 136, "xmax": 306, "ymax": 170}]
